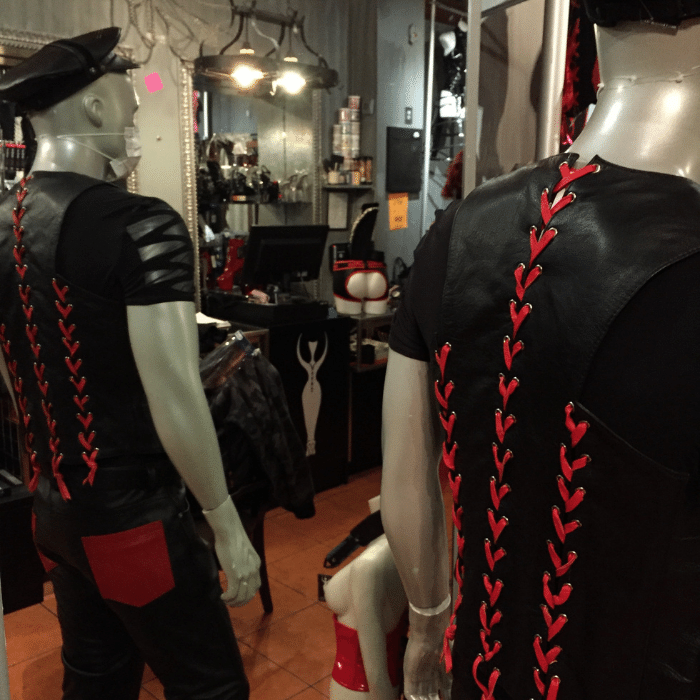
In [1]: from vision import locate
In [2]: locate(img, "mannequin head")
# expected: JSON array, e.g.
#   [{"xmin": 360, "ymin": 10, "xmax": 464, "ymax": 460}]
[
  {"xmin": 438, "ymin": 31, "xmax": 456, "ymax": 56},
  {"xmin": 30, "ymin": 71, "xmax": 139, "ymax": 178},
  {"xmin": 0, "ymin": 27, "xmax": 140, "ymax": 179}
]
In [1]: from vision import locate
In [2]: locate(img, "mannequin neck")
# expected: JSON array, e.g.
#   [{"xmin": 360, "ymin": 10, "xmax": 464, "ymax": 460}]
[
  {"xmin": 570, "ymin": 20, "xmax": 700, "ymax": 184},
  {"xmin": 32, "ymin": 134, "xmax": 111, "ymax": 180}
]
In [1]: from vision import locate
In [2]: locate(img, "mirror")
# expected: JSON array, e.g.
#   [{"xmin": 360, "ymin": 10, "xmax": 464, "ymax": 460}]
[{"xmin": 192, "ymin": 72, "xmax": 321, "ymax": 296}]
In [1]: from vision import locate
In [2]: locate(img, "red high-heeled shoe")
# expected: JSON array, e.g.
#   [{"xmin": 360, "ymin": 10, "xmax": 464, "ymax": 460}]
[{"xmin": 217, "ymin": 238, "xmax": 246, "ymax": 291}]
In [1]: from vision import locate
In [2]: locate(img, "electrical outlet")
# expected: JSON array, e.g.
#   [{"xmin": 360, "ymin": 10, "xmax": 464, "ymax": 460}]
[{"xmin": 405, "ymin": 107, "xmax": 413, "ymax": 125}]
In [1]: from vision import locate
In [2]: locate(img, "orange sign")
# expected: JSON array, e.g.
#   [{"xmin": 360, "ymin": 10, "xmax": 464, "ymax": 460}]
[{"xmin": 388, "ymin": 192, "xmax": 408, "ymax": 231}]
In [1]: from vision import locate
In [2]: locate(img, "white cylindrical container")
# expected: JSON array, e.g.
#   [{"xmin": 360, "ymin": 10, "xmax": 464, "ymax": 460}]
[
  {"xmin": 349, "ymin": 108, "xmax": 360, "ymax": 122},
  {"xmin": 348, "ymin": 95, "xmax": 361, "ymax": 110},
  {"xmin": 339, "ymin": 108, "xmax": 351, "ymax": 122}
]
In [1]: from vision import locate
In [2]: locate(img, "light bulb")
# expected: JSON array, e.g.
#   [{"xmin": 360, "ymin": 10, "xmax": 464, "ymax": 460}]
[
  {"xmin": 278, "ymin": 71, "xmax": 306, "ymax": 95},
  {"xmin": 231, "ymin": 64, "xmax": 264, "ymax": 89}
]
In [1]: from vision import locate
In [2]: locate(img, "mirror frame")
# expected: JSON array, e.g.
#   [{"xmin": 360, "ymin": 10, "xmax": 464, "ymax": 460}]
[{"xmin": 180, "ymin": 62, "xmax": 324, "ymax": 308}]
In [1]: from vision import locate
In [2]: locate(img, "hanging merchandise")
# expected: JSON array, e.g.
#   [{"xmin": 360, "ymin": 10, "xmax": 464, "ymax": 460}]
[{"xmin": 561, "ymin": 0, "xmax": 599, "ymax": 148}]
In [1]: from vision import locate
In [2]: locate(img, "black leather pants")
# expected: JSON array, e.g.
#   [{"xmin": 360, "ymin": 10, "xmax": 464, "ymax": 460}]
[{"xmin": 33, "ymin": 471, "xmax": 250, "ymax": 700}]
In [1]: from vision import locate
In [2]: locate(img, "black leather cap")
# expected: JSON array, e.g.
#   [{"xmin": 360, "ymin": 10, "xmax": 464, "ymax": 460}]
[
  {"xmin": 0, "ymin": 27, "xmax": 139, "ymax": 111},
  {"xmin": 583, "ymin": 0, "xmax": 700, "ymax": 26}
]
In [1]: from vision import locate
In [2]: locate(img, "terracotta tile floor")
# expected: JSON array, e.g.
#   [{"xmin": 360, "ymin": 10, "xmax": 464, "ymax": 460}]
[{"xmin": 3, "ymin": 467, "xmax": 390, "ymax": 700}]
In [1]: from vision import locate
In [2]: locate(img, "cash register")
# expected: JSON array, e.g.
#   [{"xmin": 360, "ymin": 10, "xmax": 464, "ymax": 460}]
[{"xmin": 206, "ymin": 224, "xmax": 331, "ymax": 325}]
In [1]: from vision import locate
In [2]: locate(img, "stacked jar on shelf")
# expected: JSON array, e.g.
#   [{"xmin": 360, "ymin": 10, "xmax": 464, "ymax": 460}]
[{"xmin": 330, "ymin": 95, "xmax": 372, "ymax": 185}]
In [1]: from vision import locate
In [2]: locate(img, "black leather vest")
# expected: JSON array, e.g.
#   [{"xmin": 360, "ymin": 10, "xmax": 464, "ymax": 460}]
[
  {"xmin": 0, "ymin": 172, "xmax": 164, "ymax": 499},
  {"xmin": 437, "ymin": 154, "xmax": 700, "ymax": 699}
]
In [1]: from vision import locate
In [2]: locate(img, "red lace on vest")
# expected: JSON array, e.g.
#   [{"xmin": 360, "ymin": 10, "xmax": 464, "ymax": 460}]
[
  {"xmin": 0, "ymin": 176, "xmax": 99, "ymax": 499},
  {"xmin": 437, "ymin": 161, "xmax": 599, "ymax": 700}
]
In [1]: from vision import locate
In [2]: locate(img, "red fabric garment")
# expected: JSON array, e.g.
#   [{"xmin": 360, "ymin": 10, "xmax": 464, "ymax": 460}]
[
  {"xmin": 442, "ymin": 149, "xmax": 464, "ymax": 200},
  {"xmin": 331, "ymin": 612, "xmax": 408, "ymax": 692},
  {"xmin": 561, "ymin": 1, "xmax": 599, "ymax": 148}
]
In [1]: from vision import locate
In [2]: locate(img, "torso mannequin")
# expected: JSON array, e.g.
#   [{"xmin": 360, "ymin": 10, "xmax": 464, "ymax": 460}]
[
  {"xmin": 438, "ymin": 20, "xmax": 469, "ymax": 119},
  {"xmin": 334, "ymin": 272, "xmax": 389, "ymax": 316},
  {"xmin": 324, "ymin": 497, "xmax": 408, "ymax": 700},
  {"xmin": 381, "ymin": 15, "xmax": 700, "ymax": 700},
  {"xmin": 333, "ymin": 206, "xmax": 389, "ymax": 316}
]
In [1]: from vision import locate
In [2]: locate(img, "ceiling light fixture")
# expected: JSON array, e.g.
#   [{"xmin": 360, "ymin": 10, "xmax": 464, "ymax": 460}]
[{"xmin": 195, "ymin": 4, "xmax": 337, "ymax": 95}]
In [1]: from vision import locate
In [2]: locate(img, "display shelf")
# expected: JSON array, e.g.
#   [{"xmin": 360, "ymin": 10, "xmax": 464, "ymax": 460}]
[{"xmin": 345, "ymin": 310, "xmax": 393, "ymax": 373}]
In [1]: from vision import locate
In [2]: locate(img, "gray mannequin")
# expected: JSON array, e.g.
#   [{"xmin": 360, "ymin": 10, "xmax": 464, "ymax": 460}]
[
  {"xmin": 28, "ymin": 69, "xmax": 263, "ymax": 599},
  {"xmin": 382, "ymin": 8, "xmax": 700, "ymax": 700},
  {"xmin": 0, "ymin": 28, "xmax": 259, "ymax": 700}
]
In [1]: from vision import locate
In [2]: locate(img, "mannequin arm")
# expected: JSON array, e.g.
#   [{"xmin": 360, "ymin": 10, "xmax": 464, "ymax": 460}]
[
  {"xmin": 381, "ymin": 349, "xmax": 450, "ymax": 697},
  {"xmin": 351, "ymin": 553, "xmax": 396, "ymax": 700},
  {"xmin": 127, "ymin": 301, "xmax": 260, "ymax": 605}
]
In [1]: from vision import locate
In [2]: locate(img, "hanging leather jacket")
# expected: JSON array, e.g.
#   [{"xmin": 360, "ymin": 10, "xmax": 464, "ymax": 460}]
[
  {"xmin": 0, "ymin": 172, "xmax": 165, "ymax": 498},
  {"xmin": 437, "ymin": 154, "xmax": 700, "ymax": 699}
]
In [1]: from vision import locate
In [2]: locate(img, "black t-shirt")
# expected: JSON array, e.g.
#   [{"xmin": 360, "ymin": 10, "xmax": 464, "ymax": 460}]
[
  {"xmin": 57, "ymin": 182, "xmax": 194, "ymax": 305},
  {"xmin": 390, "ymin": 199, "xmax": 700, "ymax": 478},
  {"xmin": 389, "ymin": 201, "xmax": 461, "ymax": 362},
  {"xmin": 54, "ymin": 181, "xmax": 195, "ymax": 468}
]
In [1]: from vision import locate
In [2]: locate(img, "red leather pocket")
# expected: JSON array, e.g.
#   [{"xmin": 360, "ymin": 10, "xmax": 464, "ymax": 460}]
[{"xmin": 82, "ymin": 520, "xmax": 175, "ymax": 607}]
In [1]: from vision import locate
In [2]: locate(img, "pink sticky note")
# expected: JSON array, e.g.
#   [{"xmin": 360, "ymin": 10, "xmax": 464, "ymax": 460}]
[{"xmin": 144, "ymin": 72, "xmax": 164, "ymax": 93}]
